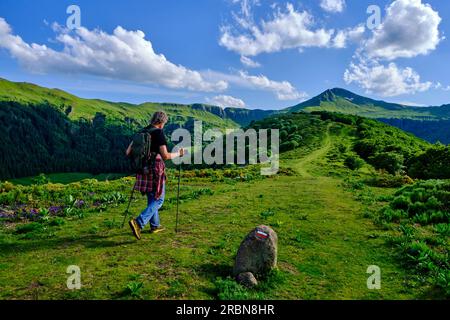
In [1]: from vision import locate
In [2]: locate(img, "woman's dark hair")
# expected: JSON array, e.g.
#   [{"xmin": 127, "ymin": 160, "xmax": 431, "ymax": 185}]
[{"xmin": 150, "ymin": 111, "xmax": 168, "ymax": 126}]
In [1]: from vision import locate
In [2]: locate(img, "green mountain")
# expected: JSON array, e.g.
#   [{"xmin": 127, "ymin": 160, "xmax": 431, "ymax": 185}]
[
  {"xmin": 0, "ymin": 78, "xmax": 275, "ymax": 127},
  {"xmin": 0, "ymin": 77, "xmax": 281, "ymax": 179},
  {"xmin": 0, "ymin": 78, "xmax": 239, "ymax": 129},
  {"xmin": 0, "ymin": 77, "xmax": 448, "ymax": 179},
  {"xmin": 286, "ymin": 88, "xmax": 450, "ymax": 119},
  {"xmin": 0, "ymin": 78, "xmax": 244, "ymax": 179},
  {"xmin": 286, "ymin": 88, "xmax": 450, "ymax": 143}
]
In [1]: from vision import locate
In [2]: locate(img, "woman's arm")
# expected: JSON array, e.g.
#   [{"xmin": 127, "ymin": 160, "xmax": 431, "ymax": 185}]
[
  {"xmin": 126, "ymin": 141, "xmax": 133, "ymax": 156},
  {"xmin": 159, "ymin": 145, "xmax": 184, "ymax": 160}
]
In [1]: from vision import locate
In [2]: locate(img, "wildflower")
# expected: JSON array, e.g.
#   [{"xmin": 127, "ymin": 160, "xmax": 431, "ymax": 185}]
[
  {"xmin": 75, "ymin": 200, "xmax": 85, "ymax": 208},
  {"xmin": 49, "ymin": 206, "xmax": 63, "ymax": 215}
]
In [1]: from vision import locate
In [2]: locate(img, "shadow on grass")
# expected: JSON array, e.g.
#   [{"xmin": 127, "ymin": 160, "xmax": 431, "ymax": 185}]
[
  {"xmin": 0, "ymin": 233, "xmax": 137, "ymax": 256},
  {"xmin": 195, "ymin": 262, "xmax": 233, "ymax": 297}
]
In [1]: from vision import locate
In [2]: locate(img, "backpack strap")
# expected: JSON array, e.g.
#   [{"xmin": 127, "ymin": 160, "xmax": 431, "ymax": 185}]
[{"xmin": 142, "ymin": 126, "xmax": 159, "ymax": 163}]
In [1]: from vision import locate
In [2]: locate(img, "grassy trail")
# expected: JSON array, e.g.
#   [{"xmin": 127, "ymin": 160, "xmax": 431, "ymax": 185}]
[
  {"xmin": 0, "ymin": 130, "xmax": 422, "ymax": 300},
  {"xmin": 289, "ymin": 124, "xmax": 333, "ymax": 177}
]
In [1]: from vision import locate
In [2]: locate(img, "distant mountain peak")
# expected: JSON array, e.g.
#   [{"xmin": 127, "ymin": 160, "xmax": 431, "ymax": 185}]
[
  {"xmin": 285, "ymin": 87, "xmax": 450, "ymax": 120},
  {"xmin": 316, "ymin": 88, "xmax": 360, "ymax": 101}
]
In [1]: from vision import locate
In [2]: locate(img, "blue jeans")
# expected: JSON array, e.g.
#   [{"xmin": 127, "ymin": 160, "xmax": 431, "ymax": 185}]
[{"xmin": 135, "ymin": 184, "xmax": 165, "ymax": 229}]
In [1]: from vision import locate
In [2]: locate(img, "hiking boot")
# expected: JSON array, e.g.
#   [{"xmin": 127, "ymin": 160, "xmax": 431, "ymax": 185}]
[
  {"xmin": 150, "ymin": 226, "xmax": 165, "ymax": 234},
  {"xmin": 129, "ymin": 219, "xmax": 141, "ymax": 240}
]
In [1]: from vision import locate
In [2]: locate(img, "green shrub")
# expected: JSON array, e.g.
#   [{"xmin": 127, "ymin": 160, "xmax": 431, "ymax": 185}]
[
  {"xmin": 380, "ymin": 207, "xmax": 407, "ymax": 222},
  {"xmin": 344, "ymin": 155, "xmax": 364, "ymax": 170},
  {"xmin": 280, "ymin": 140, "xmax": 299, "ymax": 152},
  {"xmin": 32, "ymin": 173, "xmax": 49, "ymax": 185},
  {"xmin": 369, "ymin": 152, "xmax": 404, "ymax": 175},
  {"xmin": 391, "ymin": 196, "xmax": 410, "ymax": 211},
  {"xmin": 408, "ymin": 145, "xmax": 450, "ymax": 179},
  {"xmin": 378, "ymin": 180, "xmax": 450, "ymax": 296}
]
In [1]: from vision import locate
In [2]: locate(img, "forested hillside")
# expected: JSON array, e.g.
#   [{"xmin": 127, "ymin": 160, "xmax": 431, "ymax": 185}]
[{"xmin": 0, "ymin": 79, "xmax": 242, "ymax": 179}]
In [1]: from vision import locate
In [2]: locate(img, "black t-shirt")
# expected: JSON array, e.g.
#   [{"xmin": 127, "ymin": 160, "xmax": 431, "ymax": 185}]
[{"xmin": 149, "ymin": 128, "xmax": 168, "ymax": 153}]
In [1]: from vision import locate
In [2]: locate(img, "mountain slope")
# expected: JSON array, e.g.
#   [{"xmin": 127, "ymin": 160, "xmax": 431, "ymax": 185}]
[
  {"xmin": 0, "ymin": 78, "xmax": 239, "ymax": 129},
  {"xmin": 286, "ymin": 88, "xmax": 450, "ymax": 120},
  {"xmin": 0, "ymin": 78, "xmax": 246, "ymax": 179},
  {"xmin": 0, "ymin": 78, "xmax": 275, "ymax": 127}
]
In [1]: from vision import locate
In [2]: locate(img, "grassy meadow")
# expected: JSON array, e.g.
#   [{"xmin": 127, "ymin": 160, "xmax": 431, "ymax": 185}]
[{"xmin": 1, "ymin": 121, "xmax": 447, "ymax": 300}]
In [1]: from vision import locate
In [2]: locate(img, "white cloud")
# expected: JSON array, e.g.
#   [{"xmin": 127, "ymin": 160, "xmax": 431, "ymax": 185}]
[
  {"xmin": 220, "ymin": 3, "xmax": 335, "ymax": 56},
  {"xmin": 201, "ymin": 69, "xmax": 306, "ymax": 101},
  {"xmin": 0, "ymin": 18, "xmax": 227, "ymax": 92},
  {"xmin": 332, "ymin": 25, "xmax": 365, "ymax": 48},
  {"xmin": 365, "ymin": 0, "xmax": 442, "ymax": 60},
  {"xmin": 396, "ymin": 101, "xmax": 427, "ymax": 107},
  {"xmin": 435, "ymin": 82, "xmax": 450, "ymax": 91},
  {"xmin": 206, "ymin": 94, "xmax": 246, "ymax": 108},
  {"xmin": 239, "ymin": 71, "xmax": 307, "ymax": 100},
  {"xmin": 344, "ymin": 57, "xmax": 432, "ymax": 97},
  {"xmin": 320, "ymin": 0, "xmax": 345, "ymax": 13},
  {"xmin": 240, "ymin": 55, "xmax": 261, "ymax": 68}
]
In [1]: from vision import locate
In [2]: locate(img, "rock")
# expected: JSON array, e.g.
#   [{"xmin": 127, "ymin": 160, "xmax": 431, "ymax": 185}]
[
  {"xmin": 233, "ymin": 225, "xmax": 278, "ymax": 279},
  {"xmin": 236, "ymin": 272, "xmax": 258, "ymax": 288}
]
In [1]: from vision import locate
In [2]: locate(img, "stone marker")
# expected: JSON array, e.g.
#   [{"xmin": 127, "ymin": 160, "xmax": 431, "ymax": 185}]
[
  {"xmin": 236, "ymin": 272, "xmax": 258, "ymax": 288},
  {"xmin": 234, "ymin": 225, "xmax": 278, "ymax": 287}
]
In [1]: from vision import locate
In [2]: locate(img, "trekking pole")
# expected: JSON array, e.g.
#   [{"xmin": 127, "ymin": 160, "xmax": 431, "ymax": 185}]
[
  {"xmin": 175, "ymin": 162, "xmax": 181, "ymax": 233},
  {"xmin": 121, "ymin": 182, "xmax": 137, "ymax": 228}
]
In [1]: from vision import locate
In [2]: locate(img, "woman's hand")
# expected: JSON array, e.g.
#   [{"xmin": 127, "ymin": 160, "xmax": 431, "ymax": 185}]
[{"xmin": 159, "ymin": 146, "xmax": 185, "ymax": 160}]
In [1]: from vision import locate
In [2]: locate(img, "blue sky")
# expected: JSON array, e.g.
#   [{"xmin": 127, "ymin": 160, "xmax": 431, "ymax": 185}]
[{"xmin": 0, "ymin": 0, "xmax": 449, "ymax": 109}]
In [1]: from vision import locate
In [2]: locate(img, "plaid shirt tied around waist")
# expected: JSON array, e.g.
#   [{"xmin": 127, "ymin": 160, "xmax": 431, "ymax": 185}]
[{"xmin": 134, "ymin": 154, "xmax": 166, "ymax": 199}]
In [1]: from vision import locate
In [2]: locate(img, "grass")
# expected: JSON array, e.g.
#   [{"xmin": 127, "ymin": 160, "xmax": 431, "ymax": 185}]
[
  {"xmin": 0, "ymin": 125, "xmax": 439, "ymax": 300},
  {"xmin": 10, "ymin": 173, "xmax": 127, "ymax": 186}
]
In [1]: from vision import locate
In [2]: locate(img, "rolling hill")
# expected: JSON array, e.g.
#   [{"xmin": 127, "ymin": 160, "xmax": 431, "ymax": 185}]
[
  {"xmin": 0, "ymin": 78, "xmax": 277, "ymax": 179},
  {"xmin": 0, "ymin": 78, "xmax": 237, "ymax": 129},
  {"xmin": 0, "ymin": 77, "xmax": 448, "ymax": 180},
  {"xmin": 285, "ymin": 88, "xmax": 450, "ymax": 143},
  {"xmin": 0, "ymin": 78, "xmax": 237, "ymax": 179},
  {"xmin": 0, "ymin": 78, "xmax": 274, "ymax": 127}
]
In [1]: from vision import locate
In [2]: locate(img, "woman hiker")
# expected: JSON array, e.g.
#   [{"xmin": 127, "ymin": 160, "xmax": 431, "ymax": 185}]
[{"xmin": 126, "ymin": 111, "xmax": 184, "ymax": 240}]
